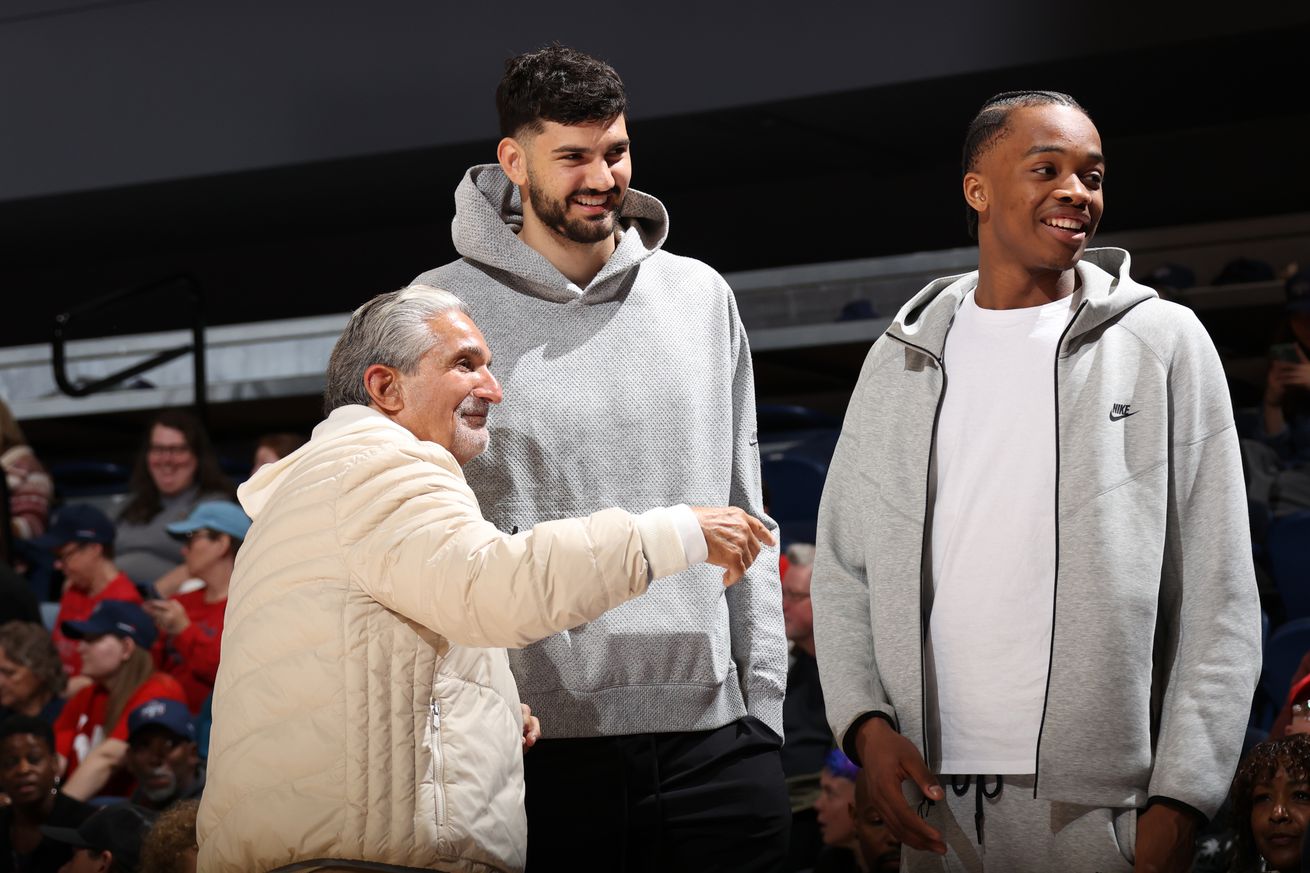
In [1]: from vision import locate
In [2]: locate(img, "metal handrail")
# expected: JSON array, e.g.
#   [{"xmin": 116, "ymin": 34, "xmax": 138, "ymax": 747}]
[{"xmin": 52, "ymin": 274, "xmax": 207, "ymax": 420}]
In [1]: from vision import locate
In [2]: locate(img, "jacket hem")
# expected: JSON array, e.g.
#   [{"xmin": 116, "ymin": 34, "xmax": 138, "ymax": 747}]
[{"xmin": 519, "ymin": 680, "xmax": 751, "ymax": 738}]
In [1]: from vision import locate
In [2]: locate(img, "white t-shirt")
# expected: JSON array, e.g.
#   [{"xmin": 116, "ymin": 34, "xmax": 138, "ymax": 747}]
[{"xmin": 925, "ymin": 288, "xmax": 1077, "ymax": 775}]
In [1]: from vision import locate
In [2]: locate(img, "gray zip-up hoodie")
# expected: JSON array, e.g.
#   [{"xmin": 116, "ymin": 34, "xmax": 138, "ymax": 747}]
[
  {"xmin": 413, "ymin": 165, "xmax": 786, "ymax": 739},
  {"xmin": 811, "ymin": 248, "xmax": 1261, "ymax": 818}
]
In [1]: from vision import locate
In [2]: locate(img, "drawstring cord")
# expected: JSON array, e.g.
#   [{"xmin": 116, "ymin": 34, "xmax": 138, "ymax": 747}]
[{"xmin": 950, "ymin": 775, "xmax": 1004, "ymax": 845}]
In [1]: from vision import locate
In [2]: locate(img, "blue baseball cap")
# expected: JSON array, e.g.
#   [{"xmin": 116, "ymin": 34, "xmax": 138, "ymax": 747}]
[
  {"xmin": 61, "ymin": 600, "xmax": 157, "ymax": 650},
  {"xmin": 31, "ymin": 504, "xmax": 115, "ymax": 551},
  {"xmin": 165, "ymin": 500, "xmax": 251, "ymax": 542},
  {"xmin": 127, "ymin": 698, "xmax": 195, "ymax": 743}
]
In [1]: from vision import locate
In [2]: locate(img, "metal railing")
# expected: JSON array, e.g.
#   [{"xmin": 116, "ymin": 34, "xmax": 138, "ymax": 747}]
[{"xmin": 51, "ymin": 275, "xmax": 207, "ymax": 420}]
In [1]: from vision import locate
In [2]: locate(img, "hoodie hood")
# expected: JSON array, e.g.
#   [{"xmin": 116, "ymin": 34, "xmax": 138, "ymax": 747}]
[
  {"xmin": 885, "ymin": 247, "xmax": 1158, "ymax": 358},
  {"xmin": 237, "ymin": 405, "xmax": 458, "ymax": 520},
  {"xmin": 450, "ymin": 164, "xmax": 669, "ymax": 304}
]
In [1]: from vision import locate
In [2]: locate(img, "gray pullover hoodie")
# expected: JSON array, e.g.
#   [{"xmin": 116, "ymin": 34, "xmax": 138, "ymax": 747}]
[
  {"xmin": 811, "ymin": 248, "xmax": 1261, "ymax": 818},
  {"xmin": 414, "ymin": 165, "xmax": 787, "ymax": 738}
]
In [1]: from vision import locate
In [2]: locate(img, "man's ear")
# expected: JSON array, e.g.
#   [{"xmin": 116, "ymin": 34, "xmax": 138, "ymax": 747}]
[
  {"xmin": 963, "ymin": 172, "xmax": 988, "ymax": 218},
  {"xmin": 364, "ymin": 364, "xmax": 404, "ymax": 414},
  {"xmin": 497, "ymin": 136, "xmax": 529, "ymax": 186},
  {"xmin": 95, "ymin": 849, "xmax": 113, "ymax": 872}
]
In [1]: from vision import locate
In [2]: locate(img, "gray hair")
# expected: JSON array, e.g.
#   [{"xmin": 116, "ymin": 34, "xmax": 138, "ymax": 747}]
[
  {"xmin": 785, "ymin": 543, "xmax": 816, "ymax": 567},
  {"xmin": 323, "ymin": 285, "xmax": 468, "ymax": 414}
]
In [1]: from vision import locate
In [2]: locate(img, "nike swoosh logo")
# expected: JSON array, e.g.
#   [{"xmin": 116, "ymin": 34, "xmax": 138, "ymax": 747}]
[{"xmin": 1108, "ymin": 410, "xmax": 1140, "ymax": 422}]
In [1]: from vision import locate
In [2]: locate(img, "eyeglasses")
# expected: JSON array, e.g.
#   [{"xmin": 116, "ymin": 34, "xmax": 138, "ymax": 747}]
[
  {"xmin": 181, "ymin": 529, "xmax": 219, "ymax": 543},
  {"xmin": 54, "ymin": 542, "xmax": 90, "ymax": 563},
  {"xmin": 147, "ymin": 444, "xmax": 194, "ymax": 458}
]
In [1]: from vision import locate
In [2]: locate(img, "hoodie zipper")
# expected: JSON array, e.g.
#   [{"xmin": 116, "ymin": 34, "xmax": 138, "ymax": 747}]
[
  {"xmin": 1031, "ymin": 299, "xmax": 1089, "ymax": 798},
  {"xmin": 886, "ymin": 331, "xmax": 949, "ymax": 772}
]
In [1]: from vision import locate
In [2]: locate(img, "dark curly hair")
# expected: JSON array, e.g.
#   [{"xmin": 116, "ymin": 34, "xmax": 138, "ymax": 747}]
[
  {"xmin": 496, "ymin": 43, "xmax": 627, "ymax": 138},
  {"xmin": 1230, "ymin": 733, "xmax": 1310, "ymax": 872},
  {"xmin": 960, "ymin": 90, "xmax": 1088, "ymax": 240},
  {"xmin": 139, "ymin": 798, "xmax": 199, "ymax": 873}
]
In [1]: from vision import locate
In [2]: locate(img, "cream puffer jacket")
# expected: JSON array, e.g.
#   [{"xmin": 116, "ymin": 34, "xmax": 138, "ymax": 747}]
[{"xmin": 197, "ymin": 405, "xmax": 690, "ymax": 872}]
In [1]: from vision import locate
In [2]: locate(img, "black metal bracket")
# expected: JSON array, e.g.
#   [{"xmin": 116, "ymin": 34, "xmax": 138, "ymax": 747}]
[{"xmin": 52, "ymin": 274, "xmax": 207, "ymax": 420}]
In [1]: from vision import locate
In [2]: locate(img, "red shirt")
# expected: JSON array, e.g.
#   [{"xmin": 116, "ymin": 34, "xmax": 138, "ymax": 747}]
[
  {"xmin": 164, "ymin": 588, "xmax": 227, "ymax": 712},
  {"xmin": 52, "ymin": 572, "xmax": 142, "ymax": 676},
  {"xmin": 54, "ymin": 672, "xmax": 186, "ymax": 795}
]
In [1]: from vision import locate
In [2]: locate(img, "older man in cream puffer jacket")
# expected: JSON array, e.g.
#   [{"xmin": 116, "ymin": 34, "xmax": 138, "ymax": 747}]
[{"xmin": 198, "ymin": 286, "xmax": 769, "ymax": 873}]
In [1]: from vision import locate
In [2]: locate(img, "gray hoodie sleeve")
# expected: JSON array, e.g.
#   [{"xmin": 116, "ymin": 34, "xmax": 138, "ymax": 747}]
[
  {"xmin": 724, "ymin": 290, "xmax": 788, "ymax": 738},
  {"xmin": 1147, "ymin": 310, "xmax": 1262, "ymax": 819},
  {"xmin": 811, "ymin": 347, "xmax": 897, "ymax": 753}
]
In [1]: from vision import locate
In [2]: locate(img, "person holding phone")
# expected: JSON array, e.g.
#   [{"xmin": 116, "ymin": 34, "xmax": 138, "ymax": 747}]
[
  {"xmin": 142, "ymin": 501, "xmax": 250, "ymax": 712},
  {"xmin": 1260, "ymin": 270, "xmax": 1310, "ymax": 468}
]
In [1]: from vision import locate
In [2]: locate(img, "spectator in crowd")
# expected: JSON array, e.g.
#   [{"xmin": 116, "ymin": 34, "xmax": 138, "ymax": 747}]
[
  {"xmin": 198, "ymin": 286, "xmax": 771, "ymax": 873},
  {"xmin": 142, "ymin": 502, "xmax": 248, "ymax": 712},
  {"xmin": 1248, "ymin": 269, "xmax": 1310, "ymax": 517},
  {"xmin": 0, "ymin": 621, "xmax": 67, "ymax": 724},
  {"xmin": 851, "ymin": 775, "xmax": 901, "ymax": 873},
  {"xmin": 250, "ymin": 432, "xmax": 306, "ymax": 475},
  {"xmin": 139, "ymin": 799, "xmax": 199, "ymax": 873},
  {"xmin": 1, "ymin": 399, "xmax": 52, "ymax": 546},
  {"xmin": 54, "ymin": 601, "xmax": 186, "ymax": 801},
  {"xmin": 414, "ymin": 45, "xmax": 787, "ymax": 871},
  {"xmin": 811, "ymin": 91, "xmax": 1259, "ymax": 868},
  {"xmin": 39, "ymin": 803, "xmax": 153, "ymax": 873},
  {"xmin": 781, "ymin": 543, "xmax": 831, "ymax": 869},
  {"xmin": 1229, "ymin": 734, "xmax": 1310, "ymax": 873},
  {"xmin": 34, "ymin": 505, "xmax": 141, "ymax": 679},
  {"xmin": 0, "ymin": 715, "xmax": 95, "ymax": 873},
  {"xmin": 813, "ymin": 749, "xmax": 861, "ymax": 873},
  {"xmin": 115, "ymin": 410, "xmax": 233, "ymax": 595},
  {"xmin": 124, "ymin": 699, "xmax": 203, "ymax": 813}
]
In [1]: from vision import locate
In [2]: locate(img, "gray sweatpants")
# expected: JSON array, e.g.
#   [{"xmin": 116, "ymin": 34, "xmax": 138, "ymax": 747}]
[{"xmin": 903, "ymin": 776, "xmax": 1138, "ymax": 873}]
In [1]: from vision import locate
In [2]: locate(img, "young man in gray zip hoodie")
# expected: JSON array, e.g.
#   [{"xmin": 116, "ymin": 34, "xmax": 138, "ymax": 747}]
[
  {"xmin": 811, "ymin": 91, "xmax": 1261, "ymax": 872},
  {"xmin": 413, "ymin": 45, "xmax": 789, "ymax": 872}
]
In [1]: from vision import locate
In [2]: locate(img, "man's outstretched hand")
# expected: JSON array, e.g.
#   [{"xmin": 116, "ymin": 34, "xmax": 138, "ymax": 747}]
[
  {"xmin": 690, "ymin": 507, "xmax": 775, "ymax": 586},
  {"xmin": 855, "ymin": 716, "xmax": 947, "ymax": 855}
]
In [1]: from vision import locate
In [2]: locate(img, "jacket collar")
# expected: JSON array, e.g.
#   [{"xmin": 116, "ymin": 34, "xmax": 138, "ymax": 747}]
[{"xmin": 884, "ymin": 247, "xmax": 1157, "ymax": 359}]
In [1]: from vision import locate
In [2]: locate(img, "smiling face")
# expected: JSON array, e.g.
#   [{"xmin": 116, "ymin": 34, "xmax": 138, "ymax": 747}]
[
  {"xmin": 1250, "ymin": 766, "xmax": 1310, "ymax": 872},
  {"xmin": 0, "ymin": 732, "xmax": 57, "ymax": 808},
  {"xmin": 966, "ymin": 103, "xmax": 1105, "ymax": 274},
  {"xmin": 387, "ymin": 311, "xmax": 503, "ymax": 465},
  {"xmin": 511, "ymin": 116, "xmax": 632, "ymax": 245},
  {"xmin": 147, "ymin": 424, "xmax": 199, "ymax": 497}
]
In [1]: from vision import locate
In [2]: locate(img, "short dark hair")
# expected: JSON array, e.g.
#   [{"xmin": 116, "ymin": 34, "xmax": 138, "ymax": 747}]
[
  {"xmin": 961, "ymin": 90, "xmax": 1088, "ymax": 239},
  {"xmin": 1231, "ymin": 734, "xmax": 1310, "ymax": 871},
  {"xmin": 496, "ymin": 44, "xmax": 627, "ymax": 138},
  {"xmin": 0, "ymin": 714, "xmax": 55, "ymax": 752}
]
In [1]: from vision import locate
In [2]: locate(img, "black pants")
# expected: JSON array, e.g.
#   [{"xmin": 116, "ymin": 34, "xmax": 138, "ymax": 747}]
[{"xmin": 524, "ymin": 716, "xmax": 790, "ymax": 873}]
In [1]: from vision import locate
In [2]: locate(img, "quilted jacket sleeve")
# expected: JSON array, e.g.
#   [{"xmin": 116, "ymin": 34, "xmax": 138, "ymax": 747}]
[{"xmin": 339, "ymin": 443, "xmax": 689, "ymax": 649}]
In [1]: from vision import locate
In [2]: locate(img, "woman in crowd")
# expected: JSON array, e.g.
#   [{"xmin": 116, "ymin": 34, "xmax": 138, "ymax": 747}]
[
  {"xmin": 0, "ymin": 714, "xmax": 95, "ymax": 872},
  {"xmin": 250, "ymin": 432, "xmax": 305, "ymax": 475},
  {"xmin": 0, "ymin": 622, "xmax": 66, "ymax": 725},
  {"xmin": 139, "ymin": 798, "xmax": 199, "ymax": 873},
  {"xmin": 53, "ymin": 601, "xmax": 186, "ymax": 800},
  {"xmin": 115, "ymin": 410, "xmax": 232, "ymax": 595},
  {"xmin": 812, "ymin": 749, "xmax": 863, "ymax": 872},
  {"xmin": 1230, "ymin": 733, "xmax": 1310, "ymax": 873}
]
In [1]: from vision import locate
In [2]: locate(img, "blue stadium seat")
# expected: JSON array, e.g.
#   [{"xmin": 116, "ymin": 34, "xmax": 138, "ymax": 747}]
[
  {"xmin": 761, "ymin": 453, "xmax": 829, "ymax": 547},
  {"xmin": 1269, "ymin": 512, "xmax": 1310, "ymax": 620},
  {"xmin": 1261, "ymin": 617, "xmax": 1310, "ymax": 720},
  {"xmin": 49, "ymin": 460, "xmax": 131, "ymax": 499}
]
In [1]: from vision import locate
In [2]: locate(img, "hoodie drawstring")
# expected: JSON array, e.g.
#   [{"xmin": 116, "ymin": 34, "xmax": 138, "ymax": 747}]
[{"xmin": 950, "ymin": 775, "xmax": 1004, "ymax": 846}]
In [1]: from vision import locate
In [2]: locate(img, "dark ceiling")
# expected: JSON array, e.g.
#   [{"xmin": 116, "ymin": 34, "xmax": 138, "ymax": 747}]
[{"xmin": 2, "ymin": 24, "xmax": 1308, "ymax": 350}]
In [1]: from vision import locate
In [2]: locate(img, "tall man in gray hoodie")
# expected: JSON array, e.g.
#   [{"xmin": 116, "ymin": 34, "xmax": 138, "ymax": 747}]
[
  {"xmin": 810, "ymin": 91, "xmax": 1261, "ymax": 872},
  {"xmin": 414, "ymin": 45, "xmax": 789, "ymax": 871}
]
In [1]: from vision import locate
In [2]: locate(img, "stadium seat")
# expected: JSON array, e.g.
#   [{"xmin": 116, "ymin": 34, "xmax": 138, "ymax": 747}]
[
  {"xmin": 1261, "ymin": 617, "xmax": 1310, "ymax": 721},
  {"xmin": 761, "ymin": 453, "xmax": 828, "ymax": 546},
  {"xmin": 1269, "ymin": 512, "xmax": 1310, "ymax": 620}
]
